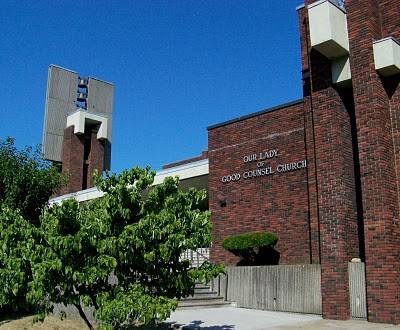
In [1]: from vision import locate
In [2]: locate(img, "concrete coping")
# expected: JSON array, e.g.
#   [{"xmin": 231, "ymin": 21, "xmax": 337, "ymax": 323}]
[
  {"xmin": 373, "ymin": 36, "xmax": 400, "ymax": 47},
  {"xmin": 308, "ymin": 0, "xmax": 347, "ymax": 14}
]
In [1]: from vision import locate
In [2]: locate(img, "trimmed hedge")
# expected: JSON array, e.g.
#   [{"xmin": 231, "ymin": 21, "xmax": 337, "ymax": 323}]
[{"xmin": 222, "ymin": 231, "xmax": 278, "ymax": 252}]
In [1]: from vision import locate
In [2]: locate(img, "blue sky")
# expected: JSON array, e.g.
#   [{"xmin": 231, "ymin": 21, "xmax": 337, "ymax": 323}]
[{"xmin": 0, "ymin": 0, "xmax": 303, "ymax": 173}]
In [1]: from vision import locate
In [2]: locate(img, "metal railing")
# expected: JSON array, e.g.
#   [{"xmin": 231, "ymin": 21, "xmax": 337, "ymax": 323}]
[{"xmin": 180, "ymin": 248, "xmax": 210, "ymax": 268}]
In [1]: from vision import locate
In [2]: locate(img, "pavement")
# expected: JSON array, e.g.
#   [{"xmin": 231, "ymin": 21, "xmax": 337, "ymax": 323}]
[{"xmin": 165, "ymin": 307, "xmax": 400, "ymax": 330}]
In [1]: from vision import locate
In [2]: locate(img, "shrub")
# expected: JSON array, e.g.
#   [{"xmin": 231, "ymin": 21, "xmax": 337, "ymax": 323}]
[
  {"xmin": 222, "ymin": 231, "xmax": 279, "ymax": 266},
  {"xmin": 222, "ymin": 231, "xmax": 278, "ymax": 251}
]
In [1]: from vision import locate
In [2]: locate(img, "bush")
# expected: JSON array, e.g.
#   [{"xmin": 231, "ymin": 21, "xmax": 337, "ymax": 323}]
[
  {"xmin": 222, "ymin": 231, "xmax": 279, "ymax": 266},
  {"xmin": 222, "ymin": 231, "xmax": 278, "ymax": 251}
]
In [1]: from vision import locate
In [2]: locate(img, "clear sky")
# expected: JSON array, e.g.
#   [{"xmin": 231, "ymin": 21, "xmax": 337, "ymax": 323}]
[{"xmin": 0, "ymin": 0, "xmax": 303, "ymax": 173}]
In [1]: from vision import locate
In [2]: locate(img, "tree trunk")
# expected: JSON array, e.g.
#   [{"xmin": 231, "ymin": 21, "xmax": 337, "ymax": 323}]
[
  {"xmin": 73, "ymin": 303, "xmax": 94, "ymax": 330},
  {"xmin": 88, "ymin": 291, "xmax": 99, "ymax": 310}
]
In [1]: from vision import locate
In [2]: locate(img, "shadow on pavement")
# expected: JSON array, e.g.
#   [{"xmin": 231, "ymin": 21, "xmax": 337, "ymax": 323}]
[{"xmin": 167, "ymin": 319, "xmax": 235, "ymax": 329}]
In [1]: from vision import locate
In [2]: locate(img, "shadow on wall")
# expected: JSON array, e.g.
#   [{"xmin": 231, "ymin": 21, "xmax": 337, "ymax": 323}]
[
  {"xmin": 221, "ymin": 231, "xmax": 280, "ymax": 266},
  {"xmin": 236, "ymin": 247, "xmax": 280, "ymax": 266},
  {"xmin": 381, "ymin": 74, "xmax": 400, "ymax": 99}
]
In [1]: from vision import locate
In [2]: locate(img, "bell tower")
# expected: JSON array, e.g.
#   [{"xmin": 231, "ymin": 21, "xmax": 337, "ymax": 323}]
[{"xmin": 42, "ymin": 65, "xmax": 113, "ymax": 194}]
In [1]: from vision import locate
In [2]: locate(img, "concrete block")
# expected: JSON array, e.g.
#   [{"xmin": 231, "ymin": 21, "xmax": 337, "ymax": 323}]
[
  {"xmin": 373, "ymin": 37, "xmax": 400, "ymax": 76},
  {"xmin": 308, "ymin": 0, "xmax": 350, "ymax": 59}
]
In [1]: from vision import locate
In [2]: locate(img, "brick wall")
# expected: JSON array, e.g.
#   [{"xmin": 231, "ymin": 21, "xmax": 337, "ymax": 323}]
[{"xmin": 208, "ymin": 101, "xmax": 313, "ymax": 265}]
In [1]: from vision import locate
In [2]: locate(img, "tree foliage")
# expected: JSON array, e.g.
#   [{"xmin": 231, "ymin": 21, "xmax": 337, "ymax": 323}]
[
  {"xmin": 0, "ymin": 137, "xmax": 64, "ymax": 313},
  {"xmin": 0, "ymin": 137, "xmax": 64, "ymax": 224},
  {"xmin": 30, "ymin": 167, "xmax": 223, "ymax": 329}
]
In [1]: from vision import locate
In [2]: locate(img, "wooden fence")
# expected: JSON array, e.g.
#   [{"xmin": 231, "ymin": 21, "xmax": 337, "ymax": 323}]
[
  {"xmin": 211, "ymin": 262, "xmax": 367, "ymax": 318},
  {"xmin": 348, "ymin": 261, "xmax": 367, "ymax": 319},
  {"xmin": 211, "ymin": 264, "xmax": 322, "ymax": 314}
]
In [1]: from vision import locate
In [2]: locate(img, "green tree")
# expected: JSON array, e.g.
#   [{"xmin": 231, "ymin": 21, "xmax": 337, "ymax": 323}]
[
  {"xmin": 0, "ymin": 137, "xmax": 64, "ymax": 225},
  {"xmin": 0, "ymin": 137, "xmax": 64, "ymax": 314},
  {"xmin": 30, "ymin": 167, "xmax": 223, "ymax": 329}
]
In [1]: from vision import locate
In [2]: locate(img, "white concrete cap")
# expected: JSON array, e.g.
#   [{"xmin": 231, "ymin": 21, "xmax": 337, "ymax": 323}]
[
  {"xmin": 308, "ymin": 0, "xmax": 350, "ymax": 59},
  {"xmin": 331, "ymin": 56, "xmax": 351, "ymax": 85},
  {"xmin": 49, "ymin": 187, "xmax": 105, "ymax": 205},
  {"xmin": 373, "ymin": 37, "xmax": 400, "ymax": 77},
  {"xmin": 49, "ymin": 159, "xmax": 210, "ymax": 205},
  {"xmin": 66, "ymin": 109, "xmax": 111, "ymax": 141},
  {"xmin": 153, "ymin": 159, "xmax": 209, "ymax": 185}
]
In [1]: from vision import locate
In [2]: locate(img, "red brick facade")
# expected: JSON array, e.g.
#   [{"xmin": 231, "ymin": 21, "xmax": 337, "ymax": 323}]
[
  {"xmin": 208, "ymin": 101, "xmax": 311, "ymax": 265},
  {"xmin": 209, "ymin": 0, "xmax": 400, "ymax": 324}
]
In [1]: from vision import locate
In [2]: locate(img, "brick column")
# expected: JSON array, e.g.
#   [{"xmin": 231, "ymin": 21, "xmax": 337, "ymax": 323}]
[
  {"xmin": 301, "ymin": 1, "xmax": 360, "ymax": 319},
  {"xmin": 311, "ymin": 52, "xmax": 359, "ymax": 320},
  {"xmin": 346, "ymin": 0, "xmax": 400, "ymax": 324},
  {"xmin": 60, "ymin": 125, "xmax": 110, "ymax": 195},
  {"xmin": 298, "ymin": 6, "xmax": 320, "ymax": 264}
]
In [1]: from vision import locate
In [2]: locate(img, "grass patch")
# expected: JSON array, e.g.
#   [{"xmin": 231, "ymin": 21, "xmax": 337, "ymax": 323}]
[{"xmin": 0, "ymin": 316, "xmax": 90, "ymax": 330}]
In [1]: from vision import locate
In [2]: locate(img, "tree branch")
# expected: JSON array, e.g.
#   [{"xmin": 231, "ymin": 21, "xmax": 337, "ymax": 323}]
[{"xmin": 73, "ymin": 303, "xmax": 94, "ymax": 330}]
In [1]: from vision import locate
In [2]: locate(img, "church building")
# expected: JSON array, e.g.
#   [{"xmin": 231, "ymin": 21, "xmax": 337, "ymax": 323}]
[{"xmin": 48, "ymin": 0, "xmax": 400, "ymax": 325}]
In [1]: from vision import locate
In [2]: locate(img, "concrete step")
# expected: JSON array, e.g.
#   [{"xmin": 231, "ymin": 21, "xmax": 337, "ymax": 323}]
[
  {"xmin": 177, "ymin": 297, "xmax": 231, "ymax": 309},
  {"xmin": 184, "ymin": 291, "xmax": 218, "ymax": 299},
  {"xmin": 177, "ymin": 282, "xmax": 230, "ymax": 309},
  {"xmin": 180, "ymin": 292, "xmax": 219, "ymax": 300},
  {"xmin": 194, "ymin": 282, "xmax": 210, "ymax": 287},
  {"xmin": 192, "ymin": 286, "xmax": 213, "ymax": 293}
]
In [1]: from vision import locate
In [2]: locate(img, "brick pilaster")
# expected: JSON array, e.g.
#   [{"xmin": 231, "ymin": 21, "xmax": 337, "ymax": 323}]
[
  {"xmin": 60, "ymin": 126, "xmax": 85, "ymax": 194},
  {"xmin": 346, "ymin": 0, "xmax": 400, "ymax": 324},
  {"xmin": 301, "ymin": 1, "xmax": 360, "ymax": 319},
  {"xmin": 298, "ymin": 6, "xmax": 320, "ymax": 264},
  {"xmin": 87, "ymin": 128, "xmax": 105, "ymax": 188}
]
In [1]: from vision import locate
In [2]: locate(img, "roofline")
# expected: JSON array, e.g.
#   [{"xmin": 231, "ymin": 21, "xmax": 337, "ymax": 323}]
[
  {"xmin": 48, "ymin": 65, "xmax": 113, "ymax": 85},
  {"xmin": 207, "ymin": 98, "xmax": 304, "ymax": 131},
  {"xmin": 156, "ymin": 158, "xmax": 209, "ymax": 177},
  {"xmin": 89, "ymin": 76, "xmax": 114, "ymax": 86},
  {"xmin": 49, "ymin": 64, "xmax": 77, "ymax": 74}
]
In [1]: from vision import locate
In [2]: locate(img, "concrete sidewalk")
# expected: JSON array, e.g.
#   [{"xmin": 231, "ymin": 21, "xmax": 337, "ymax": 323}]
[{"xmin": 166, "ymin": 307, "xmax": 400, "ymax": 329}]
